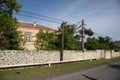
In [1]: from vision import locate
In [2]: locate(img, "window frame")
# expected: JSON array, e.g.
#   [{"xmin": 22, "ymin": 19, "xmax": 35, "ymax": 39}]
[{"xmin": 24, "ymin": 32, "xmax": 31, "ymax": 41}]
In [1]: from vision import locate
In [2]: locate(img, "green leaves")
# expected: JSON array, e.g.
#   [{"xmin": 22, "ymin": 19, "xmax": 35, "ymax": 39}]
[
  {"xmin": 63, "ymin": 25, "xmax": 76, "ymax": 50},
  {"xmin": 85, "ymin": 28, "xmax": 94, "ymax": 37},
  {"xmin": 85, "ymin": 36, "xmax": 115, "ymax": 50},
  {"xmin": 0, "ymin": 0, "xmax": 22, "ymax": 50},
  {"xmin": 35, "ymin": 30, "xmax": 59, "ymax": 50},
  {"xmin": 79, "ymin": 28, "xmax": 94, "ymax": 37},
  {"xmin": 35, "ymin": 24, "xmax": 80, "ymax": 50},
  {"xmin": 0, "ymin": 0, "xmax": 22, "ymax": 16}
]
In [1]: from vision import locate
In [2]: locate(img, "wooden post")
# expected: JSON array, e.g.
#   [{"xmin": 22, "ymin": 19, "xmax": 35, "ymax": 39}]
[
  {"xmin": 60, "ymin": 22, "xmax": 67, "ymax": 61},
  {"xmin": 81, "ymin": 19, "xmax": 85, "ymax": 52}
]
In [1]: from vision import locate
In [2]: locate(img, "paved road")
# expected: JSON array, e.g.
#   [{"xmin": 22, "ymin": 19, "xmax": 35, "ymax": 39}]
[{"xmin": 45, "ymin": 61, "xmax": 120, "ymax": 80}]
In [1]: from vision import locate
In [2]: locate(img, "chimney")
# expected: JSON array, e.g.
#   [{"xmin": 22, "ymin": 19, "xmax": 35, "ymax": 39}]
[{"xmin": 33, "ymin": 22, "xmax": 36, "ymax": 27}]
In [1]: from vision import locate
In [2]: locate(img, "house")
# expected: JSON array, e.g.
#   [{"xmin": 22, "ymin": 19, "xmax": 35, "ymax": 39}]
[{"xmin": 17, "ymin": 21, "xmax": 56, "ymax": 50}]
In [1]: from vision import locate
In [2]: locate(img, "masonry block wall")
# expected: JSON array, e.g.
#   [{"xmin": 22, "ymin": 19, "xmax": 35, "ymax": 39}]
[
  {"xmin": 0, "ymin": 50, "xmax": 60, "ymax": 68},
  {"xmin": 63, "ymin": 50, "xmax": 97, "ymax": 61},
  {"xmin": 0, "ymin": 50, "xmax": 120, "ymax": 68}
]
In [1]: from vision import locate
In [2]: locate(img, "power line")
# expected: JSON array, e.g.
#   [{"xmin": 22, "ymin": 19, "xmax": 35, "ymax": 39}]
[
  {"xmin": 14, "ymin": 11, "xmax": 80, "ymax": 30},
  {"xmin": 14, "ymin": 12, "xmax": 61, "ymax": 24},
  {"xmin": 93, "ymin": 32, "xmax": 116, "ymax": 40},
  {"xmin": 17, "ymin": 10, "xmax": 74, "ymax": 25},
  {"xmin": 21, "ymin": 10, "xmax": 64, "ymax": 22},
  {"xmin": 94, "ymin": 32, "xmax": 107, "ymax": 37}
]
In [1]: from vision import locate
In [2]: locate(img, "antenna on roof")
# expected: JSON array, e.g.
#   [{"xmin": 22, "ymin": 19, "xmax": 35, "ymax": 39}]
[{"xmin": 33, "ymin": 22, "xmax": 36, "ymax": 26}]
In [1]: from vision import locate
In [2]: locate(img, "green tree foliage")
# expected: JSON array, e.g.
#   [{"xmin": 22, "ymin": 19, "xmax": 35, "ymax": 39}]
[
  {"xmin": 85, "ymin": 28, "xmax": 94, "ymax": 37},
  {"xmin": 0, "ymin": 0, "xmax": 22, "ymax": 50},
  {"xmin": 79, "ymin": 28, "xmax": 94, "ymax": 37},
  {"xmin": 59, "ymin": 24, "xmax": 80, "ymax": 50},
  {"xmin": 35, "ymin": 30, "xmax": 59, "ymax": 50},
  {"xmin": 35, "ymin": 24, "xmax": 80, "ymax": 50},
  {"xmin": 85, "ymin": 36, "xmax": 115, "ymax": 50}
]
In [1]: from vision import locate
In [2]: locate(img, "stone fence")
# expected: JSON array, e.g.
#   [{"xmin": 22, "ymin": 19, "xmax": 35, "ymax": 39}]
[{"xmin": 0, "ymin": 50, "xmax": 120, "ymax": 68}]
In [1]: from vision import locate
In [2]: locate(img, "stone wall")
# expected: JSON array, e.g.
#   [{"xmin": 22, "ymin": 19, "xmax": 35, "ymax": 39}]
[
  {"xmin": 105, "ymin": 50, "xmax": 120, "ymax": 59},
  {"xmin": 0, "ymin": 50, "xmax": 60, "ymax": 68},
  {"xmin": 63, "ymin": 50, "xmax": 97, "ymax": 61},
  {"xmin": 0, "ymin": 50, "xmax": 120, "ymax": 68}
]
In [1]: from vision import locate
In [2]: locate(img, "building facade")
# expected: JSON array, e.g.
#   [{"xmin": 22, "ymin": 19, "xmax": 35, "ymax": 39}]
[{"xmin": 17, "ymin": 21, "xmax": 56, "ymax": 50}]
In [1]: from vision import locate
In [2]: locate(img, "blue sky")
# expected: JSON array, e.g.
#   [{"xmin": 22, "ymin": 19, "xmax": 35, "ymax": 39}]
[{"xmin": 14, "ymin": 0, "xmax": 120, "ymax": 41}]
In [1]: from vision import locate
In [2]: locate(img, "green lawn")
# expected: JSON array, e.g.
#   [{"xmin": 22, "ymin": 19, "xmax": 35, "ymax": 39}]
[{"xmin": 0, "ymin": 57, "xmax": 120, "ymax": 80}]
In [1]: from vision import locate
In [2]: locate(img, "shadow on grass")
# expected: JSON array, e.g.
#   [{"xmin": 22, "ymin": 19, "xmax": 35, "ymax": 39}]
[{"xmin": 82, "ymin": 74, "xmax": 97, "ymax": 80}]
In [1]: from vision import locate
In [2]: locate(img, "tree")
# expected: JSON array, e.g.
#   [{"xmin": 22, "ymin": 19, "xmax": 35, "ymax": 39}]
[
  {"xmin": 35, "ymin": 23, "xmax": 80, "ymax": 50},
  {"xmin": 59, "ymin": 24, "xmax": 80, "ymax": 50},
  {"xmin": 85, "ymin": 37, "xmax": 97, "ymax": 50},
  {"xmin": 0, "ymin": 0, "xmax": 22, "ymax": 50},
  {"xmin": 85, "ymin": 36, "xmax": 116, "ymax": 50},
  {"xmin": 79, "ymin": 28, "xmax": 94, "ymax": 37},
  {"xmin": 85, "ymin": 28, "xmax": 94, "ymax": 37},
  {"xmin": 35, "ymin": 30, "xmax": 59, "ymax": 50}
]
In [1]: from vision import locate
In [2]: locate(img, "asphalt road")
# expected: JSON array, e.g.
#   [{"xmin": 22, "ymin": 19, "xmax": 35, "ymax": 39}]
[{"xmin": 45, "ymin": 61, "xmax": 120, "ymax": 80}]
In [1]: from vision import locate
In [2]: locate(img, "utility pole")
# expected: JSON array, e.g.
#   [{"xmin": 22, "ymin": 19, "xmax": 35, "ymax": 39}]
[
  {"xmin": 60, "ymin": 22, "xmax": 67, "ymax": 61},
  {"xmin": 81, "ymin": 19, "xmax": 85, "ymax": 52}
]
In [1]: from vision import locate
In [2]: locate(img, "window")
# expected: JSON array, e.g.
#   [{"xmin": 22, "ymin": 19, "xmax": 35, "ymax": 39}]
[{"xmin": 25, "ymin": 33, "xmax": 31, "ymax": 41}]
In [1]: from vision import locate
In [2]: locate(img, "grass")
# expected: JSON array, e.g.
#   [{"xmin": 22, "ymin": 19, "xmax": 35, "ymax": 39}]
[{"xmin": 0, "ymin": 57, "xmax": 120, "ymax": 80}]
